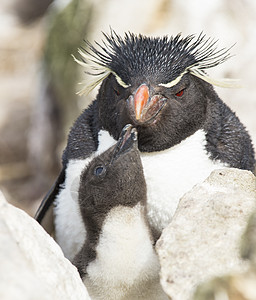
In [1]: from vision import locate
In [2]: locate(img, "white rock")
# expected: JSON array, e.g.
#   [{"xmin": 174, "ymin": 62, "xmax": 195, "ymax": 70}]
[
  {"xmin": 156, "ymin": 168, "xmax": 256, "ymax": 300},
  {"xmin": 0, "ymin": 191, "xmax": 91, "ymax": 300}
]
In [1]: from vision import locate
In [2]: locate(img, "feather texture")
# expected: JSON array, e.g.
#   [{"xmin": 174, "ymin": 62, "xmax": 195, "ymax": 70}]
[{"xmin": 73, "ymin": 30, "xmax": 238, "ymax": 94}]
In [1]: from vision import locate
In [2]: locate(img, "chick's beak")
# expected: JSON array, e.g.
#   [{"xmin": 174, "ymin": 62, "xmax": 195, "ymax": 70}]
[
  {"xmin": 111, "ymin": 124, "xmax": 137, "ymax": 163},
  {"xmin": 127, "ymin": 84, "xmax": 167, "ymax": 124}
]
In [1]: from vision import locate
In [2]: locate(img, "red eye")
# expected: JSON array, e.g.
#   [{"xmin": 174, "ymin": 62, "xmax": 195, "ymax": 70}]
[
  {"xmin": 175, "ymin": 89, "xmax": 184, "ymax": 97},
  {"xmin": 114, "ymin": 88, "xmax": 120, "ymax": 96}
]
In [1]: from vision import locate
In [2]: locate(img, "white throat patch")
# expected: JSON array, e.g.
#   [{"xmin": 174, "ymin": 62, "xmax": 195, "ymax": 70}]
[{"xmin": 96, "ymin": 129, "xmax": 117, "ymax": 154}]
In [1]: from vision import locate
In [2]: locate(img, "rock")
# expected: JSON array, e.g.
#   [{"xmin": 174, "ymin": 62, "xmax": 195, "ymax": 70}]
[
  {"xmin": 241, "ymin": 210, "xmax": 256, "ymax": 270},
  {"xmin": 193, "ymin": 270, "xmax": 256, "ymax": 300},
  {"xmin": 156, "ymin": 168, "xmax": 256, "ymax": 300},
  {"xmin": 0, "ymin": 191, "xmax": 91, "ymax": 300},
  {"xmin": 193, "ymin": 207, "xmax": 256, "ymax": 300}
]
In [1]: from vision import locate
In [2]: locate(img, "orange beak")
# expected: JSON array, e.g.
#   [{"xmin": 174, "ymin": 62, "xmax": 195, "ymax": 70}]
[
  {"xmin": 127, "ymin": 83, "xmax": 167, "ymax": 124},
  {"xmin": 134, "ymin": 84, "xmax": 149, "ymax": 120}
]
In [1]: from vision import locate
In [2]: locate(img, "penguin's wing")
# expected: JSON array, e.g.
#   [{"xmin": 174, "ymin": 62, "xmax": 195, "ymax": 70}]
[{"xmin": 34, "ymin": 168, "xmax": 65, "ymax": 235}]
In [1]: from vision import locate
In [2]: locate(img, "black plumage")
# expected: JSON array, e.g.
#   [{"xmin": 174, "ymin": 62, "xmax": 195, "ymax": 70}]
[
  {"xmin": 82, "ymin": 31, "xmax": 231, "ymax": 89},
  {"xmin": 35, "ymin": 31, "xmax": 255, "ymax": 243}
]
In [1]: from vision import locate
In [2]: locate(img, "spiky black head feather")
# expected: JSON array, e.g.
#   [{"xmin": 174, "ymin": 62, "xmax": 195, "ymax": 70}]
[{"xmin": 74, "ymin": 31, "xmax": 235, "ymax": 94}]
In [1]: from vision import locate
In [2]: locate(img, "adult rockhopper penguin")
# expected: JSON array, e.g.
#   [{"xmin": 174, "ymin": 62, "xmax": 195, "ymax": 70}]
[
  {"xmin": 35, "ymin": 31, "xmax": 255, "ymax": 257},
  {"xmin": 73, "ymin": 125, "xmax": 168, "ymax": 300}
]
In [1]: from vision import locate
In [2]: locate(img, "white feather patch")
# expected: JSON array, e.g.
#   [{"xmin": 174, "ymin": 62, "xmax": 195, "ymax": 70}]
[
  {"xmin": 54, "ymin": 158, "xmax": 92, "ymax": 260},
  {"xmin": 84, "ymin": 204, "xmax": 167, "ymax": 300},
  {"xmin": 96, "ymin": 130, "xmax": 116, "ymax": 154},
  {"xmin": 112, "ymin": 71, "xmax": 131, "ymax": 88},
  {"xmin": 72, "ymin": 50, "xmax": 130, "ymax": 95},
  {"xmin": 141, "ymin": 129, "xmax": 227, "ymax": 234},
  {"xmin": 158, "ymin": 70, "xmax": 188, "ymax": 88},
  {"xmin": 158, "ymin": 67, "xmax": 240, "ymax": 90},
  {"xmin": 190, "ymin": 69, "xmax": 241, "ymax": 88},
  {"xmin": 72, "ymin": 53, "xmax": 111, "ymax": 95}
]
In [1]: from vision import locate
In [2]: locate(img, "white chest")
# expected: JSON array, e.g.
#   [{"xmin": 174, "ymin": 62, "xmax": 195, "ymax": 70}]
[{"xmin": 140, "ymin": 129, "xmax": 227, "ymax": 233}]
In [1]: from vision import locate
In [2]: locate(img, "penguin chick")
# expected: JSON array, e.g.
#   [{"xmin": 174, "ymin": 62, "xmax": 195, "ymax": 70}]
[{"xmin": 73, "ymin": 124, "xmax": 168, "ymax": 300}]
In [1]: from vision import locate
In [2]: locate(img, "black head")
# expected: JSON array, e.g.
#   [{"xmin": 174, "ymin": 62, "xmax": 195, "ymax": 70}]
[
  {"xmin": 76, "ymin": 31, "xmax": 233, "ymax": 152},
  {"xmin": 78, "ymin": 124, "xmax": 146, "ymax": 230}
]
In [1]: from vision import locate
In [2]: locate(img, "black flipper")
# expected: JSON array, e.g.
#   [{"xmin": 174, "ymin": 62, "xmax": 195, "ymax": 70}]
[{"xmin": 34, "ymin": 168, "xmax": 65, "ymax": 234}]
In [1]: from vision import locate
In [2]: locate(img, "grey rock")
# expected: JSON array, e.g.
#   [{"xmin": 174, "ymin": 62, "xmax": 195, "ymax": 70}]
[
  {"xmin": 194, "ymin": 202, "xmax": 256, "ymax": 300},
  {"xmin": 241, "ymin": 209, "xmax": 256, "ymax": 270},
  {"xmin": 156, "ymin": 168, "xmax": 256, "ymax": 300},
  {"xmin": 0, "ymin": 191, "xmax": 91, "ymax": 300}
]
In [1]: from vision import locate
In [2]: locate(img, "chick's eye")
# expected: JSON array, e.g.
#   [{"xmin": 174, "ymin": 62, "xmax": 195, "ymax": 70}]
[
  {"xmin": 94, "ymin": 165, "xmax": 106, "ymax": 177},
  {"xmin": 175, "ymin": 89, "xmax": 185, "ymax": 97}
]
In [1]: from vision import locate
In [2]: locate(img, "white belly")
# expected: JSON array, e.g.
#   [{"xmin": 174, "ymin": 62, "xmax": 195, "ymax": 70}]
[
  {"xmin": 84, "ymin": 204, "xmax": 168, "ymax": 300},
  {"xmin": 54, "ymin": 129, "xmax": 226, "ymax": 259}
]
